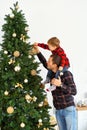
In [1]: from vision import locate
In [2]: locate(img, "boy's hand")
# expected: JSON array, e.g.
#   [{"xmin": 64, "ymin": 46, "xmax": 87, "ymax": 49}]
[{"xmin": 33, "ymin": 42, "xmax": 38, "ymax": 46}]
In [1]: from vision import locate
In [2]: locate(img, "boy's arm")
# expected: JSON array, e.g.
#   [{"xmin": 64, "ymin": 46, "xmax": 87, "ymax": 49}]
[{"xmin": 38, "ymin": 43, "xmax": 49, "ymax": 50}]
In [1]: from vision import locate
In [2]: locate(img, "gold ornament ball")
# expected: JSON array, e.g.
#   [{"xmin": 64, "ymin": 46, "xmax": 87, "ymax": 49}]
[
  {"xmin": 7, "ymin": 106, "xmax": 14, "ymax": 114},
  {"xmin": 40, "ymin": 83, "xmax": 45, "ymax": 89},
  {"xmin": 43, "ymin": 101, "xmax": 48, "ymax": 106},
  {"xmin": 43, "ymin": 98, "xmax": 48, "ymax": 106},
  {"xmin": 13, "ymin": 51, "xmax": 20, "ymax": 57},
  {"xmin": 31, "ymin": 69, "xmax": 37, "ymax": 76}
]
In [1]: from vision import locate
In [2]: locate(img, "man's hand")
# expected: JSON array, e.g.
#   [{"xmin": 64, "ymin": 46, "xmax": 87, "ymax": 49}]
[
  {"xmin": 51, "ymin": 77, "xmax": 62, "ymax": 87},
  {"xmin": 31, "ymin": 45, "xmax": 40, "ymax": 54},
  {"xmin": 33, "ymin": 42, "xmax": 38, "ymax": 46}
]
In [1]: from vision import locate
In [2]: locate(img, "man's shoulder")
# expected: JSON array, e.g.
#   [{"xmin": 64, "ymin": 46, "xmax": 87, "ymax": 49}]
[{"xmin": 63, "ymin": 70, "xmax": 73, "ymax": 76}]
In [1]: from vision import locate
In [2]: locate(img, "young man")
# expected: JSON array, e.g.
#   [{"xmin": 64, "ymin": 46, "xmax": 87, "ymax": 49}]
[{"xmin": 34, "ymin": 46, "xmax": 77, "ymax": 130}]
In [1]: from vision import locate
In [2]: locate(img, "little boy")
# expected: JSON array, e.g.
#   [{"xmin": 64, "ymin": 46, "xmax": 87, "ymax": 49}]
[{"xmin": 34, "ymin": 37, "xmax": 70, "ymax": 91}]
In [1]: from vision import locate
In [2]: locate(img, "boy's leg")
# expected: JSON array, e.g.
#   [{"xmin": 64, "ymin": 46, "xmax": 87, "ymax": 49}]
[
  {"xmin": 45, "ymin": 70, "xmax": 57, "ymax": 91},
  {"xmin": 47, "ymin": 67, "xmax": 69, "ymax": 92},
  {"xmin": 55, "ymin": 67, "xmax": 68, "ymax": 79},
  {"xmin": 49, "ymin": 69, "xmax": 65, "ymax": 91},
  {"xmin": 47, "ymin": 70, "xmax": 60, "ymax": 92},
  {"xmin": 43, "ymin": 70, "xmax": 53, "ymax": 84}
]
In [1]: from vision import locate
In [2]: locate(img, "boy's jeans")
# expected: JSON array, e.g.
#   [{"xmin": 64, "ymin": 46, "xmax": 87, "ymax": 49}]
[{"xmin": 55, "ymin": 106, "xmax": 77, "ymax": 130}]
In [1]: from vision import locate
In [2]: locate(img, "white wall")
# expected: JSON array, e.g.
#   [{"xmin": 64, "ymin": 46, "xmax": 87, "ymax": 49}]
[{"xmin": 0, "ymin": 0, "xmax": 87, "ymax": 113}]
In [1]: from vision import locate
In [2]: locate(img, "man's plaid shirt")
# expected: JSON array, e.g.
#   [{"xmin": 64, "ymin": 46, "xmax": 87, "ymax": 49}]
[{"xmin": 37, "ymin": 52, "xmax": 77, "ymax": 110}]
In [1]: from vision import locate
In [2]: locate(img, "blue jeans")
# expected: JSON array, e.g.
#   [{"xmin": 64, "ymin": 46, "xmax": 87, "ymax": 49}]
[
  {"xmin": 55, "ymin": 67, "xmax": 68, "ymax": 78},
  {"xmin": 55, "ymin": 106, "xmax": 77, "ymax": 130},
  {"xmin": 47, "ymin": 67, "xmax": 68, "ymax": 81}
]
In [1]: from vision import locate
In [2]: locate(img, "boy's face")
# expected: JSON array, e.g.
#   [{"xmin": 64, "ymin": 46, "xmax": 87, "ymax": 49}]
[{"xmin": 48, "ymin": 44, "xmax": 57, "ymax": 51}]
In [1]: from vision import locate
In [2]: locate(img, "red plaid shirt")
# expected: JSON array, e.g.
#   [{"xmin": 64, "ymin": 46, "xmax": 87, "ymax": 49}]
[{"xmin": 38, "ymin": 43, "xmax": 70, "ymax": 67}]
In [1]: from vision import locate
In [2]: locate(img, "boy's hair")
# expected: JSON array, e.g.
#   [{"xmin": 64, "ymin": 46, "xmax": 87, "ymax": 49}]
[
  {"xmin": 50, "ymin": 54, "xmax": 61, "ymax": 67},
  {"xmin": 47, "ymin": 37, "xmax": 60, "ymax": 47}
]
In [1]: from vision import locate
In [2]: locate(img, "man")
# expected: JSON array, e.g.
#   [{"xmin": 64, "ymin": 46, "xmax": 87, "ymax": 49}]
[{"xmin": 34, "ymin": 46, "xmax": 77, "ymax": 130}]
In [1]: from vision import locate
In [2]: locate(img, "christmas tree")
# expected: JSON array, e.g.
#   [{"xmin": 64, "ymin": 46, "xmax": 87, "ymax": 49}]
[{"xmin": 0, "ymin": 2, "xmax": 56, "ymax": 130}]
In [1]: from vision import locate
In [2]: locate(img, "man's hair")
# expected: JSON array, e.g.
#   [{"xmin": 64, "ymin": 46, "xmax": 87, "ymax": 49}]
[
  {"xmin": 47, "ymin": 37, "xmax": 60, "ymax": 47},
  {"xmin": 50, "ymin": 54, "xmax": 61, "ymax": 67}
]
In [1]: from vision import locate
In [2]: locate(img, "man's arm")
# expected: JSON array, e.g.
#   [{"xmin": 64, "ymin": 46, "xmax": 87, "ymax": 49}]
[
  {"xmin": 61, "ymin": 71, "xmax": 77, "ymax": 95},
  {"xmin": 51, "ymin": 71, "xmax": 77, "ymax": 96},
  {"xmin": 37, "ymin": 52, "xmax": 48, "ymax": 69}
]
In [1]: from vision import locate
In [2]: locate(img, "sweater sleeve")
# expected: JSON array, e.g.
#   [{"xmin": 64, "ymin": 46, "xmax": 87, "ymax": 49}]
[
  {"xmin": 37, "ymin": 52, "xmax": 48, "ymax": 69},
  {"xmin": 38, "ymin": 43, "xmax": 49, "ymax": 50},
  {"xmin": 61, "ymin": 71, "xmax": 77, "ymax": 95}
]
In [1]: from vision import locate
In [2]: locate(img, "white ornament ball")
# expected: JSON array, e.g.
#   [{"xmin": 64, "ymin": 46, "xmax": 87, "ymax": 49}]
[
  {"xmin": 15, "ymin": 5, "xmax": 19, "ymax": 10},
  {"xmin": 4, "ymin": 50, "xmax": 8, "ymax": 54},
  {"xmin": 33, "ymin": 60, "xmax": 36, "ymax": 63},
  {"xmin": 12, "ymin": 33, "xmax": 16, "ymax": 37},
  {"xmin": 28, "ymin": 55, "xmax": 32, "ymax": 59},
  {"xmin": 20, "ymin": 122, "xmax": 25, "ymax": 128},
  {"xmin": 10, "ymin": 14, "xmax": 14, "ymax": 18},
  {"xmin": 29, "ymin": 90, "xmax": 33, "ymax": 95},
  {"xmin": 25, "ymin": 39, "xmax": 29, "ymax": 44},
  {"xmin": 24, "ymin": 79, "xmax": 28, "ymax": 83},
  {"xmin": 14, "ymin": 66, "xmax": 21, "ymax": 72},
  {"xmin": 4, "ymin": 91, "xmax": 9, "ymax": 96},
  {"xmin": 38, "ymin": 102, "xmax": 43, "ymax": 107},
  {"xmin": 38, "ymin": 119, "xmax": 42, "ymax": 123},
  {"xmin": 25, "ymin": 27, "xmax": 29, "ymax": 31}
]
